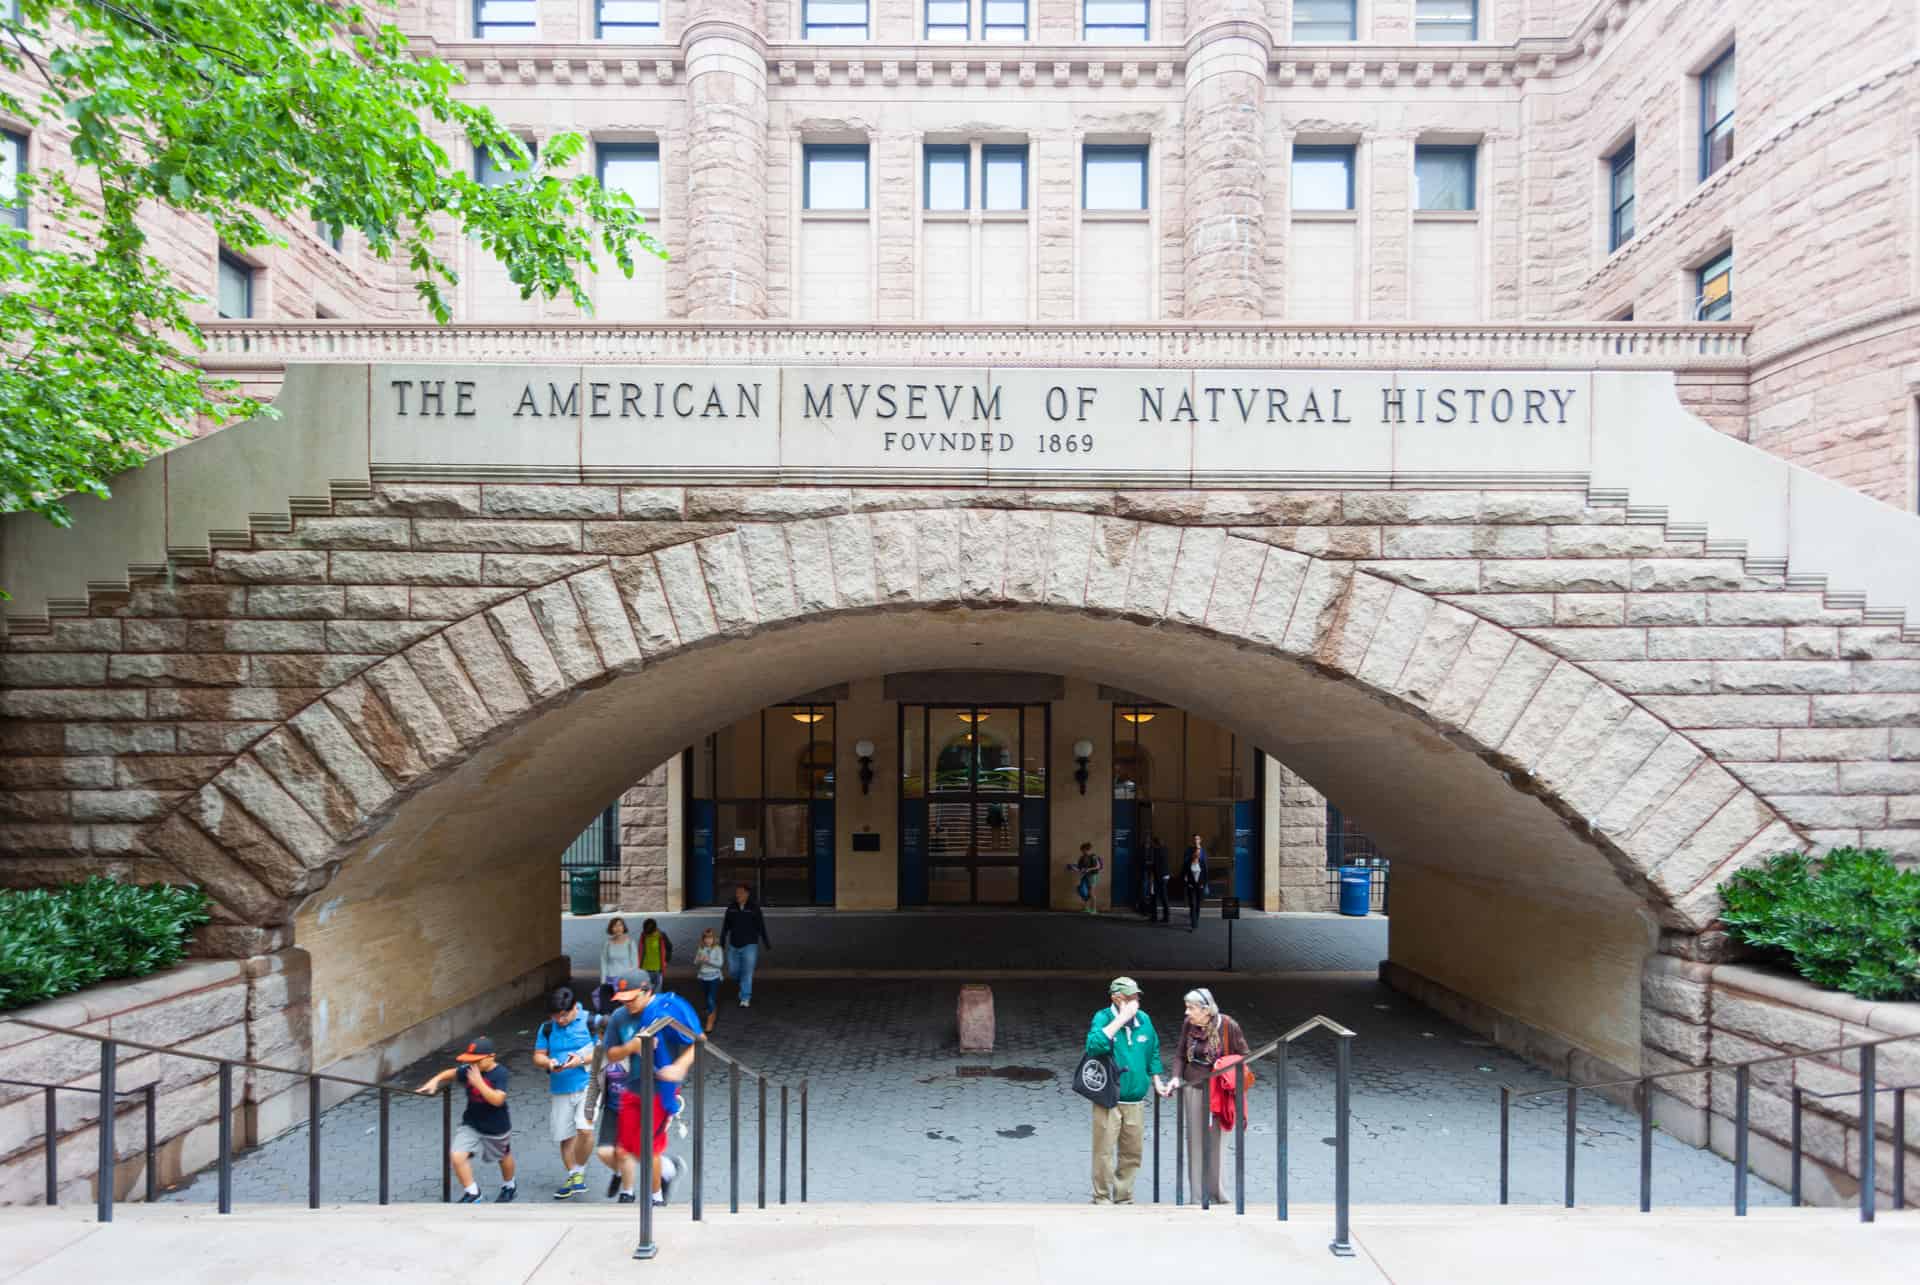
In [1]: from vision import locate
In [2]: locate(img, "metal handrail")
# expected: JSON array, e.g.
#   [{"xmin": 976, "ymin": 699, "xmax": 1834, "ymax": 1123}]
[
  {"xmin": 1496, "ymin": 1026, "xmax": 1920, "ymax": 1222},
  {"xmin": 1790, "ymin": 1082, "xmax": 1914, "ymax": 1212},
  {"xmin": 1152, "ymin": 1013, "xmax": 1356, "ymax": 1258},
  {"xmin": 1, "ymin": 1071, "xmax": 159, "ymax": 1208}
]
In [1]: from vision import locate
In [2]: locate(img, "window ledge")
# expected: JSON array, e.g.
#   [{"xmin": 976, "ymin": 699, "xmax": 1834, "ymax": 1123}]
[
  {"xmin": 1291, "ymin": 209, "xmax": 1359, "ymax": 222},
  {"xmin": 1081, "ymin": 210, "xmax": 1151, "ymax": 221},
  {"xmin": 1412, "ymin": 210, "xmax": 1479, "ymax": 222},
  {"xmin": 802, "ymin": 209, "xmax": 873, "ymax": 221}
]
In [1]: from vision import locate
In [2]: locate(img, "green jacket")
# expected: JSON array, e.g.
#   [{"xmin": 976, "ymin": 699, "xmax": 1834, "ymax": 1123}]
[{"xmin": 1084, "ymin": 1007, "xmax": 1165, "ymax": 1104}]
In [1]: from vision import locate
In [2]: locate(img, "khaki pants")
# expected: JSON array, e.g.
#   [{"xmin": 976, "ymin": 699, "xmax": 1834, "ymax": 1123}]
[{"xmin": 1091, "ymin": 1100, "xmax": 1145, "ymax": 1202}]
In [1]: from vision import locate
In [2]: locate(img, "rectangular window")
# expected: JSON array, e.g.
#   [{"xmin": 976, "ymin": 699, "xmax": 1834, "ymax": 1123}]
[
  {"xmin": 1414, "ymin": 144, "xmax": 1476, "ymax": 211},
  {"xmin": 804, "ymin": 144, "xmax": 870, "ymax": 210},
  {"xmin": 925, "ymin": 145, "xmax": 970, "ymax": 210},
  {"xmin": 1414, "ymin": 0, "xmax": 1475, "ymax": 41},
  {"xmin": 1084, "ymin": 0, "xmax": 1148, "ymax": 41},
  {"xmin": 474, "ymin": 0, "xmax": 536, "ymax": 37},
  {"xmin": 983, "ymin": 0, "xmax": 1027, "ymax": 39},
  {"xmin": 1701, "ymin": 46, "xmax": 1735, "ymax": 179},
  {"xmin": 598, "ymin": 142, "xmax": 661, "ymax": 208},
  {"xmin": 983, "ymin": 144, "xmax": 1029, "ymax": 211},
  {"xmin": 926, "ymin": 0, "xmax": 968, "ymax": 39},
  {"xmin": 1292, "ymin": 0, "xmax": 1355, "ymax": 41},
  {"xmin": 0, "ymin": 129, "xmax": 25, "ymax": 231},
  {"xmin": 1608, "ymin": 142, "xmax": 1635, "ymax": 251},
  {"xmin": 1697, "ymin": 250, "xmax": 1732, "ymax": 321},
  {"xmin": 1292, "ymin": 145, "xmax": 1354, "ymax": 211},
  {"xmin": 315, "ymin": 221, "xmax": 342, "ymax": 252},
  {"xmin": 474, "ymin": 141, "xmax": 535, "ymax": 188},
  {"xmin": 597, "ymin": 0, "xmax": 662, "ymax": 37},
  {"xmin": 1083, "ymin": 145, "xmax": 1148, "ymax": 210},
  {"xmin": 804, "ymin": 0, "xmax": 868, "ymax": 38},
  {"xmin": 217, "ymin": 251, "xmax": 253, "ymax": 320}
]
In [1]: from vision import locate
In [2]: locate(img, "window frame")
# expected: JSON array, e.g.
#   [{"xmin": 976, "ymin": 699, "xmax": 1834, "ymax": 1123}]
[
  {"xmin": 596, "ymin": 0, "xmax": 663, "ymax": 39},
  {"xmin": 1413, "ymin": 0, "xmax": 1476, "ymax": 42},
  {"xmin": 1292, "ymin": 0, "xmax": 1356, "ymax": 42},
  {"xmin": 1696, "ymin": 249, "xmax": 1733, "ymax": 321},
  {"xmin": 473, "ymin": 0, "xmax": 537, "ymax": 38},
  {"xmin": 1082, "ymin": 0, "xmax": 1148, "ymax": 42},
  {"xmin": 982, "ymin": 0, "xmax": 1027, "ymax": 39},
  {"xmin": 1291, "ymin": 143, "xmax": 1356, "ymax": 212},
  {"xmin": 802, "ymin": 0, "xmax": 870, "ymax": 39},
  {"xmin": 925, "ymin": 0, "xmax": 969, "ymax": 39},
  {"xmin": 474, "ymin": 140, "xmax": 536, "ymax": 188},
  {"xmin": 1413, "ymin": 143, "xmax": 1478, "ymax": 213},
  {"xmin": 0, "ymin": 128, "xmax": 26, "ymax": 231},
  {"xmin": 803, "ymin": 143, "xmax": 872, "ymax": 211},
  {"xmin": 216, "ymin": 250, "xmax": 255, "ymax": 320},
  {"xmin": 597, "ymin": 140, "xmax": 663, "ymax": 210},
  {"xmin": 981, "ymin": 143, "xmax": 1029, "ymax": 212},
  {"xmin": 924, "ymin": 144, "xmax": 971, "ymax": 211},
  {"xmin": 1081, "ymin": 143, "xmax": 1149, "ymax": 212},
  {"xmin": 1700, "ymin": 46, "xmax": 1736, "ymax": 181},
  {"xmin": 1607, "ymin": 141, "xmax": 1635, "ymax": 252}
]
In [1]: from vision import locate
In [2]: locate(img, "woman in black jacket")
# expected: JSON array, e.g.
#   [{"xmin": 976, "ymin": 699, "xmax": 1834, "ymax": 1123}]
[
  {"xmin": 1181, "ymin": 834, "xmax": 1208, "ymax": 932},
  {"xmin": 719, "ymin": 884, "xmax": 773, "ymax": 1009}
]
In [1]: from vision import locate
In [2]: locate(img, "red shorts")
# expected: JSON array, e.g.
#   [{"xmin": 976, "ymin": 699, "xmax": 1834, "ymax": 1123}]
[{"xmin": 616, "ymin": 1087, "xmax": 670, "ymax": 1157}]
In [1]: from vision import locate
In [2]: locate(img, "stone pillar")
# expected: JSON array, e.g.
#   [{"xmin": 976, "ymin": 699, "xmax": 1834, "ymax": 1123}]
[
  {"xmin": 616, "ymin": 763, "xmax": 673, "ymax": 910},
  {"xmin": 1269, "ymin": 760, "xmax": 1329, "ymax": 911},
  {"xmin": 1181, "ymin": 0, "xmax": 1271, "ymax": 320},
  {"xmin": 681, "ymin": 0, "xmax": 769, "ymax": 319}
]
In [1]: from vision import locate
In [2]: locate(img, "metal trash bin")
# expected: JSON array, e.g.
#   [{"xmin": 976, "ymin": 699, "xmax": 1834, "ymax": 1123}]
[
  {"xmin": 568, "ymin": 869, "xmax": 601, "ymax": 916},
  {"xmin": 1337, "ymin": 866, "xmax": 1372, "ymax": 917}
]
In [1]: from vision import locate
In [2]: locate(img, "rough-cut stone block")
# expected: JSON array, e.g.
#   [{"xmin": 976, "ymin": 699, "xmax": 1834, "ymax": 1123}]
[
  {"xmin": 1515, "ymin": 628, "xmax": 1647, "ymax": 661},
  {"xmin": 1649, "ymin": 790, "xmax": 1773, "ymax": 899},
  {"xmin": 1356, "ymin": 559, "xmax": 1481, "ymax": 595},
  {"xmin": 413, "ymin": 519, "xmax": 581, "ymax": 553},
  {"xmin": 1123, "ymin": 523, "xmax": 1181, "ymax": 618},
  {"xmin": 1646, "ymin": 628, "xmax": 1785, "ymax": 661},
  {"xmin": 1355, "ymin": 586, "xmax": 1435, "ymax": 690},
  {"xmin": 216, "ymin": 755, "xmax": 335, "ymax": 867},
  {"xmin": 1389, "ymin": 600, "xmax": 1478, "ymax": 708},
  {"xmin": 913, "ymin": 510, "xmax": 965, "ymax": 602},
  {"xmin": 870, "ymin": 512, "xmax": 922, "ymax": 604},
  {"xmin": 1639, "ymin": 695, "xmax": 1812, "ymax": 728},
  {"xmin": 1499, "ymin": 663, "xmax": 1602, "ymax": 769},
  {"xmin": 1001, "ymin": 511, "xmax": 1052, "ymax": 604},
  {"xmin": 485, "ymin": 597, "xmax": 568, "ymax": 700},
  {"xmin": 1315, "ymin": 572, "xmax": 1395, "ymax": 674},
  {"xmin": 148, "ymin": 808, "xmax": 294, "ymax": 918},
  {"xmin": 566, "ymin": 565, "xmax": 643, "ymax": 670},
  {"xmin": 1729, "ymin": 762, "xmax": 1840, "ymax": 794},
  {"xmin": 1626, "ymin": 594, "xmax": 1707, "ymax": 626},
  {"xmin": 527, "ymin": 580, "xmax": 605, "ymax": 684},
  {"xmin": 1629, "ymin": 559, "xmax": 1746, "ymax": 591},
  {"xmin": 1166, "ymin": 527, "xmax": 1226, "ymax": 625},
  {"xmin": 1442, "ymin": 593, "xmax": 1554, "ymax": 627},
  {"xmin": 370, "ymin": 484, "xmax": 481, "ymax": 517},
  {"xmin": 444, "ymin": 616, "xmax": 533, "ymax": 719},
  {"xmin": 1582, "ymin": 661, "xmax": 1715, "ymax": 694},
  {"xmin": 481, "ymin": 485, "xmax": 619, "ymax": 519},
  {"xmin": 1768, "ymin": 795, "xmax": 1887, "ymax": 828},
  {"xmin": 826, "ymin": 513, "xmax": 879, "ymax": 607},
  {"xmin": 737, "ymin": 524, "xmax": 800, "ymax": 619},
  {"xmin": 619, "ymin": 487, "xmax": 684, "ymax": 520},
  {"xmin": 1428, "ymin": 620, "xmax": 1516, "ymax": 728},
  {"xmin": 1595, "ymin": 734, "xmax": 1707, "ymax": 840},
  {"xmin": 283, "ymin": 704, "xmax": 389, "ymax": 814},
  {"xmin": 1278, "ymin": 559, "xmax": 1351, "ymax": 654},
  {"xmin": 1812, "ymin": 695, "xmax": 1920, "ymax": 727},
  {"xmin": 1621, "ymin": 760, "xmax": 1741, "ymax": 869},
  {"xmin": 1533, "ymin": 686, "xmax": 1635, "ymax": 791},
  {"xmin": 325, "ymin": 675, "xmax": 430, "ymax": 784},
  {"xmin": 1480, "ymin": 559, "xmax": 1631, "ymax": 593},
  {"xmin": 685, "ymin": 488, "xmax": 851, "ymax": 521},
  {"xmin": 1553, "ymin": 594, "xmax": 1625, "ymax": 626},
  {"xmin": 1240, "ymin": 546, "xmax": 1309, "ymax": 645},
  {"xmin": 329, "ymin": 552, "xmax": 482, "ymax": 586},
  {"xmin": 1712, "ymin": 661, "xmax": 1854, "ymax": 694},
  {"xmin": 1462, "ymin": 640, "xmax": 1555, "ymax": 748},
  {"xmin": 213, "ymin": 551, "xmax": 328, "ymax": 584},
  {"xmin": 785, "ymin": 520, "xmax": 839, "ymax": 612},
  {"xmin": 399, "ymin": 635, "xmax": 491, "ymax": 745},
  {"xmin": 610, "ymin": 556, "xmax": 679, "ymax": 653},
  {"xmin": 1707, "ymin": 594, "xmax": 1854, "ymax": 626}
]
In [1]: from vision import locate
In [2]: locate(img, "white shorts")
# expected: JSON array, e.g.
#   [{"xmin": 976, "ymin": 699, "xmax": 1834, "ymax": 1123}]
[{"xmin": 550, "ymin": 1088, "xmax": 592, "ymax": 1142}]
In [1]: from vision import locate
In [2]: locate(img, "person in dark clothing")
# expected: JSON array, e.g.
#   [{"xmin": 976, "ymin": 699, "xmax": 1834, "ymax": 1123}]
[
  {"xmin": 1146, "ymin": 837, "xmax": 1171, "ymax": 923},
  {"xmin": 1182, "ymin": 834, "xmax": 1209, "ymax": 932},
  {"xmin": 417, "ymin": 1036, "xmax": 516, "ymax": 1203},
  {"xmin": 719, "ymin": 883, "xmax": 773, "ymax": 1008}
]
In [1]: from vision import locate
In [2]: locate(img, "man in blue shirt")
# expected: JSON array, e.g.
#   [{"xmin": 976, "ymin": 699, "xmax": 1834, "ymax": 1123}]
[
  {"xmin": 533, "ymin": 986, "xmax": 599, "ymax": 1199},
  {"xmin": 596, "ymin": 975, "xmax": 702, "ymax": 1204}
]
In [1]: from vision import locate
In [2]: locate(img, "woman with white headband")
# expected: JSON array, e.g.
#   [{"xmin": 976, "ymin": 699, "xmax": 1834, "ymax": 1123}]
[{"xmin": 1164, "ymin": 987, "xmax": 1249, "ymax": 1205}]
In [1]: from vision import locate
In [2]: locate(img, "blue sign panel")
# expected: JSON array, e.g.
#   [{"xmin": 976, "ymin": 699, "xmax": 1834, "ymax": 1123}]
[
  {"xmin": 1019, "ymin": 798, "xmax": 1048, "ymax": 907},
  {"xmin": 1233, "ymin": 799, "xmax": 1257, "ymax": 903},
  {"xmin": 899, "ymin": 799, "xmax": 928, "ymax": 905},
  {"xmin": 811, "ymin": 799, "xmax": 835, "ymax": 905}
]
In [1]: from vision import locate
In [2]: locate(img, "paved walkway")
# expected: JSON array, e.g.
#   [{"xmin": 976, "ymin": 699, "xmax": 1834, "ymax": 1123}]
[{"xmin": 8, "ymin": 1204, "xmax": 1916, "ymax": 1284}]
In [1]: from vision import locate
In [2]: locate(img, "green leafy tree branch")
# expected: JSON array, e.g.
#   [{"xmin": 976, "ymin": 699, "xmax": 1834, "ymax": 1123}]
[{"xmin": 0, "ymin": 0, "xmax": 663, "ymax": 531}]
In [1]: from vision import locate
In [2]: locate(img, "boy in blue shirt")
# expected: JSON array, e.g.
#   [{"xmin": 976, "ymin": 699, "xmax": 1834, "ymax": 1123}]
[
  {"xmin": 533, "ymin": 985, "xmax": 599, "ymax": 1199},
  {"xmin": 597, "ymin": 975, "xmax": 703, "ymax": 1204}
]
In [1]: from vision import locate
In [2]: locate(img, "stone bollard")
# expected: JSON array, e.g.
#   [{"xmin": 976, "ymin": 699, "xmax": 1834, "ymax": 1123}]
[{"xmin": 957, "ymin": 984, "xmax": 995, "ymax": 1053}]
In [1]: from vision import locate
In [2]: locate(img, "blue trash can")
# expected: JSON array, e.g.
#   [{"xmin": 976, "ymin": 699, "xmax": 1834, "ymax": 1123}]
[{"xmin": 1337, "ymin": 866, "xmax": 1372, "ymax": 917}]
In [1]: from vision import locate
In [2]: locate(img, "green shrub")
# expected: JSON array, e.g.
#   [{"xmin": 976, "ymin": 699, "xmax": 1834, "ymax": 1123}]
[
  {"xmin": 0, "ymin": 878, "xmax": 212, "ymax": 1012},
  {"xmin": 1719, "ymin": 847, "xmax": 1920, "ymax": 1002}
]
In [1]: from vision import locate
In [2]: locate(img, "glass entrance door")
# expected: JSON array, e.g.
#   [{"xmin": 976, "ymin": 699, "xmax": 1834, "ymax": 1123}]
[{"xmin": 903, "ymin": 704, "xmax": 1047, "ymax": 905}]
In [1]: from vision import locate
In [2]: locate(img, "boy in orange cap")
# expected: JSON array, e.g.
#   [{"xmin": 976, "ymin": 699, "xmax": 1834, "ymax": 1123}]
[{"xmin": 417, "ymin": 1036, "xmax": 516, "ymax": 1203}]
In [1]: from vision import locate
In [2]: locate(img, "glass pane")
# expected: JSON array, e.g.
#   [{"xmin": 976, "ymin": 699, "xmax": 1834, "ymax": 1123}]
[
  {"xmin": 1705, "ymin": 122, "xmax": 1734, "ymax": 176},
  {"xmin": 928, "ymin": 864, "xmax": 971, "ymax": 903},
  {"xmin": 974, "ymin": 708, "xmax": 1019, "ymax": 793},
  {"xmin": 2, "ymin": 132, "xmax": 23, "ymax": 222},
  {"xmin": 476, "ymin": 0, "xmax": 537, "ymax": 33},
  {"xmin": 1414, "ymin": 0, "xmax": 1474, "ymax": 39},
  {"xmin": 765, "ymin": 705, "xmax": 832, "ymax": 797},
  {"xmin": 1292, "ymin": 0, "xmax": 1352, "ymax": 39},
  {"xmin": 715, "ymin": 857, "xmax": 758, "ymax": 900},
  {"xmin": 928, "ymin": 800, "xmax": 973, "ymax": 864},
  {"xmin": 714, "ymin": 801, "xmax": 760, "ymax": 865},
  {"xmin": 901, "ymin": 705, "xmax": 926, "ymax": 798},
  {"xmin": 1698, "ymin": 255, "xmax": 1732, "ymax": 320},
  {"xmin": 1185, "ymin": 716, "xmax": 1237, "ymax": 800},
  {"xmin": 217, "ymin": 256, "xmax": 251, "ymax": 320},
  {"xmin": 599, "ymin": 0, "xmax": 660, "ymax": 30},
  {"xmin": 600, "ymin": 145, "xmax": 660, "ymax": 207},
  {"xmin": 1136, "ymin": 709, "xmax": 1182, "ymax": 798},
  {"xmin": 713, "ymin": 713, "xmax": 762, "ymax": 798},
  {"xmin": 1612, "ymin": 152, "xmax": 1634, "ymax": 204},
  {"xmin": 1022, "ymin": 706, "xmax": 1047, "ymax": 797},
  {"xmin": 1084, "ymin": 0, "xmax": 1145, "ymax": 23},
  {"xmin": 765, "ymin": 802, "xmax": 809, "ymax": 860},
  {"xmin": 984, "ymin": 0, "xmax": 1026, "ymax": 26},
  {"xmin": 1184, "ymin": 803, "xmax": 1234, "ymax": 890},
  {"xmin": 975, "ymin": 865, "xmax": 1021, "ymax": 904},
  {"xmin": 1705, "ymin": 51, "xmax": 1736, "ymax": 122},
  {"xmin": 976, "ymin": 800, "xmax": 1018, "ymax": 857},
  {"xmin": 1112, "ymin": 707, "xmax": 1144, "ymax": 799},
  {"xmin": 806, "ymin": 0, "xmax": 867, "ymax": 25},
  {"xmin": 1414, "ymin": 147, "xmax": 1474, "ymax": 211},
  {"xmin": 806, "ymin": 148, "xmax": 868, "ymax": 209},
  {"xmin": 926, "ymin": 24, "xmax": 968, "ymax": 39},
  {"xmin": 1292, "ymin": 147, "xmax": 1353, "ymax": 211},
  {"xmin": 475, "ymin": 143, "xmax": 533, "ymax": 187},
  {"xmin": 693, "ymin": 737, "xmax": 715, "ymax": 798},
  {"xmin": 926, "ymin": 148, "xmax": 969, "ymax": 210},
  {"xmin": 1084, "ymin": 149, "xmax": 1146, "ymax": 210},
  {"xmin": 983, "ymin": 147, "xmax": 1027, "ymax": 210},
  {"xmin": 928, "ymin": 0, "xmax": 968, "ymax": 22},
  {"xmin": 760, "ymin": 860, "xmax": 813, "ymax": 907}
]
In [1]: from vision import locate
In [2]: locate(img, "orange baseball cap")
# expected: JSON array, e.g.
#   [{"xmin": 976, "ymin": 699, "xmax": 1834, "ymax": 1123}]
[
  {"xmin": 454, "ymin": 1037, "xmax": 496, "ymax": 1063},
  {"xmin": 610, "ymin": 976, "xmax": 656, "ymax": 1003}
]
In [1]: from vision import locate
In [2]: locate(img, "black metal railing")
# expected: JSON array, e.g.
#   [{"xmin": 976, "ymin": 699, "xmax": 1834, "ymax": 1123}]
[
  {"xmin": 3, "ymin": 1010, "xmax": 805, "ymax": 1261},
  {"xmin": 1148, "ymin": 1013, "xmax": 1357, "ymax": 1257},
  {"xmin": 1498, "ymin": 1028, "xmax": 1920, "ymax": 1221}
]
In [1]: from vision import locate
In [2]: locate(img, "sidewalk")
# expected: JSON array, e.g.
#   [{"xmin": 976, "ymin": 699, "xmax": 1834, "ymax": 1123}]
[{"xmin": 7, "ymin": 1204, "xmax": 1915, "ymax": 1284}]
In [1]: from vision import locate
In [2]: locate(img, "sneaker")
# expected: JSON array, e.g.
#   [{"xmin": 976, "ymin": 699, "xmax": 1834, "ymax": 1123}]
[
  {"xmin": 552, "ymin": 1178, "xmax": 576, "ymax": 1200},
  {"xmin": 616, "ymin": 1191, "xmax": 637, "ymax": 1204},
  {"xmin": 651, "ymin": 1192, "xmax": 665, "ymax": 1206},
  {"xmin": 458, "ymin": 1190, "xmax": 483, "ymax": 1204},
  {"xmin": 658, "ymin": 1154, "xmax": 679, "ymax": 1205},
  {"xmin": 741, "ymin": 998, "xmax": 751, "ymax": 1009},
  {"xmin": 606, "ymin": 1173, "xmax": 622, "ymax": 1199},
  {"xmin": 569, "ymin": 1171, "xmax": 588, "ymax": 1194},
  {"xmin": 496, "ymin": 1185, "xmax": 517, "ymax": 1203}
]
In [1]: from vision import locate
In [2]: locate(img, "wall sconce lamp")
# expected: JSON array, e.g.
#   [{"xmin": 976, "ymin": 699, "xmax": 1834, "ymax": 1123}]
[
  {"xmin": 1073, "ymin": 739, "xmax": 1094, "ymax": 795},
  {"xmin": 855, "ymin": 739, "xmax": 876, "ymax": 794}
]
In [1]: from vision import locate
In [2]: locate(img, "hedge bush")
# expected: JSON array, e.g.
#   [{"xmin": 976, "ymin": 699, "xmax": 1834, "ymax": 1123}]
[
  {"xmin": 1719, "ymin": 847, "xmax": 1920, "ymax": 1002},
  {"xmin": 0, "ymin": 878, "xmax": 211, "ymax": 1012}
]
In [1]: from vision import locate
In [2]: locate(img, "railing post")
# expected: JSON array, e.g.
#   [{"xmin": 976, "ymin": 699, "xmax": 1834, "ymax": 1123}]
[
  {"xmin": 1330, "ymin": 1033, "xmax": 1353, "ymax": 1258},
  {"xmin": 1277, "ymin": 1044, "xmax": 1288, "ymax": 1221},
  {"xmin": 1152, "ymin": 1087, "xmax": 1161, "ymax": 1205},
  {"xmin": 800, "ymin": 1080, "xmax": 809, "ymax": 1203},
  {"xmin": 1859, "ymin": 1043, "xmax": 1877, "ymax": 1224},
  {"xmin": 441, "ymin": 1084, "xmax": 452, "ymax": 1204},
  {"xmin": 729, "ymin": 1061, "xmax": 741, "ymax": 1215},
  {"xmin": 1234, "ymin": 1064, "xmax": 1246, "ymax": 1216},
  {"xmin": 692, "ymin": 1042, "xmax": 705, "ymax": 1222},
  {"xmin": 1564, "ymin": 1086, "xmax": 1578, "ymax": 1209},
  {"xmin": 634, "ymin": 1034, "xmax": 657, "ymax": 1260},
  {"xmin": 1791, "ymin": 1086, "xmax": 1803, "ymax": 1207},
  {"xmin": 143, "ymin": 1083, "xmax": 157, "ymax": 1204},
  {"xmin": 1638, "ymin": 1080, "xmax": 1653, "ymax": 1213},
  {"xmin": 217, "ymin": 1062, "xmax": 233, "ymax": 1215},
  {"xmin": 1734, "ymin": 1064, "xmax": 1750, "ymax": 1216},
  {"xmin": 1498, "ymin": 1086, "xmax": 1510, "ymax": 1206},
  {"xmin": 1200, "ymin": 1081, "xmax": 1212, "ymax": 1212},
  {"xmin": 378, "ymin": 1088, "xmax": 391, "ymax": 1206},
  {"xmin": 1174, "ymin": 1080, "xmax": 1185, "ymax": 1207},
  {"xmin": 758, "ymin": 1075, "xmax": 768, "ymax": 1210},
  {"xmin": 1894, "ymin": 1088, "xmax": 1906, "ymax": 1212},
  {"xmin": 44, "ymin": 1087, "xmax": 58, "ymax": 1206},
  {"xmin": 308, "ymin": 1074, "xmax": 322, "ymax": 1209},
  {"xmin": 96, "ymin": 1039, "xmax": 116, "ymax": 1224},
  {"xmin": 780, "ymin": 1082, "xmax": 789, "ymax": 1206}
]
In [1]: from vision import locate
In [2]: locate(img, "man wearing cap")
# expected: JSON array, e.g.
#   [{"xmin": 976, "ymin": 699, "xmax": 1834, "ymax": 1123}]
[
  {"xmin": 596, "ymin": 974, "xmax": 702, "ymax": 1204},
  {"xmin": 416, "ymin": 1036, "xmax": 516, "ymax": 1203},
  {"xmin": 1083, "ymin": 978, "xmax": 1168, "ymax": 1204},
  {"xmin": 533, "ymin": 986, "xmax": 599, "ymax": 1199}
]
